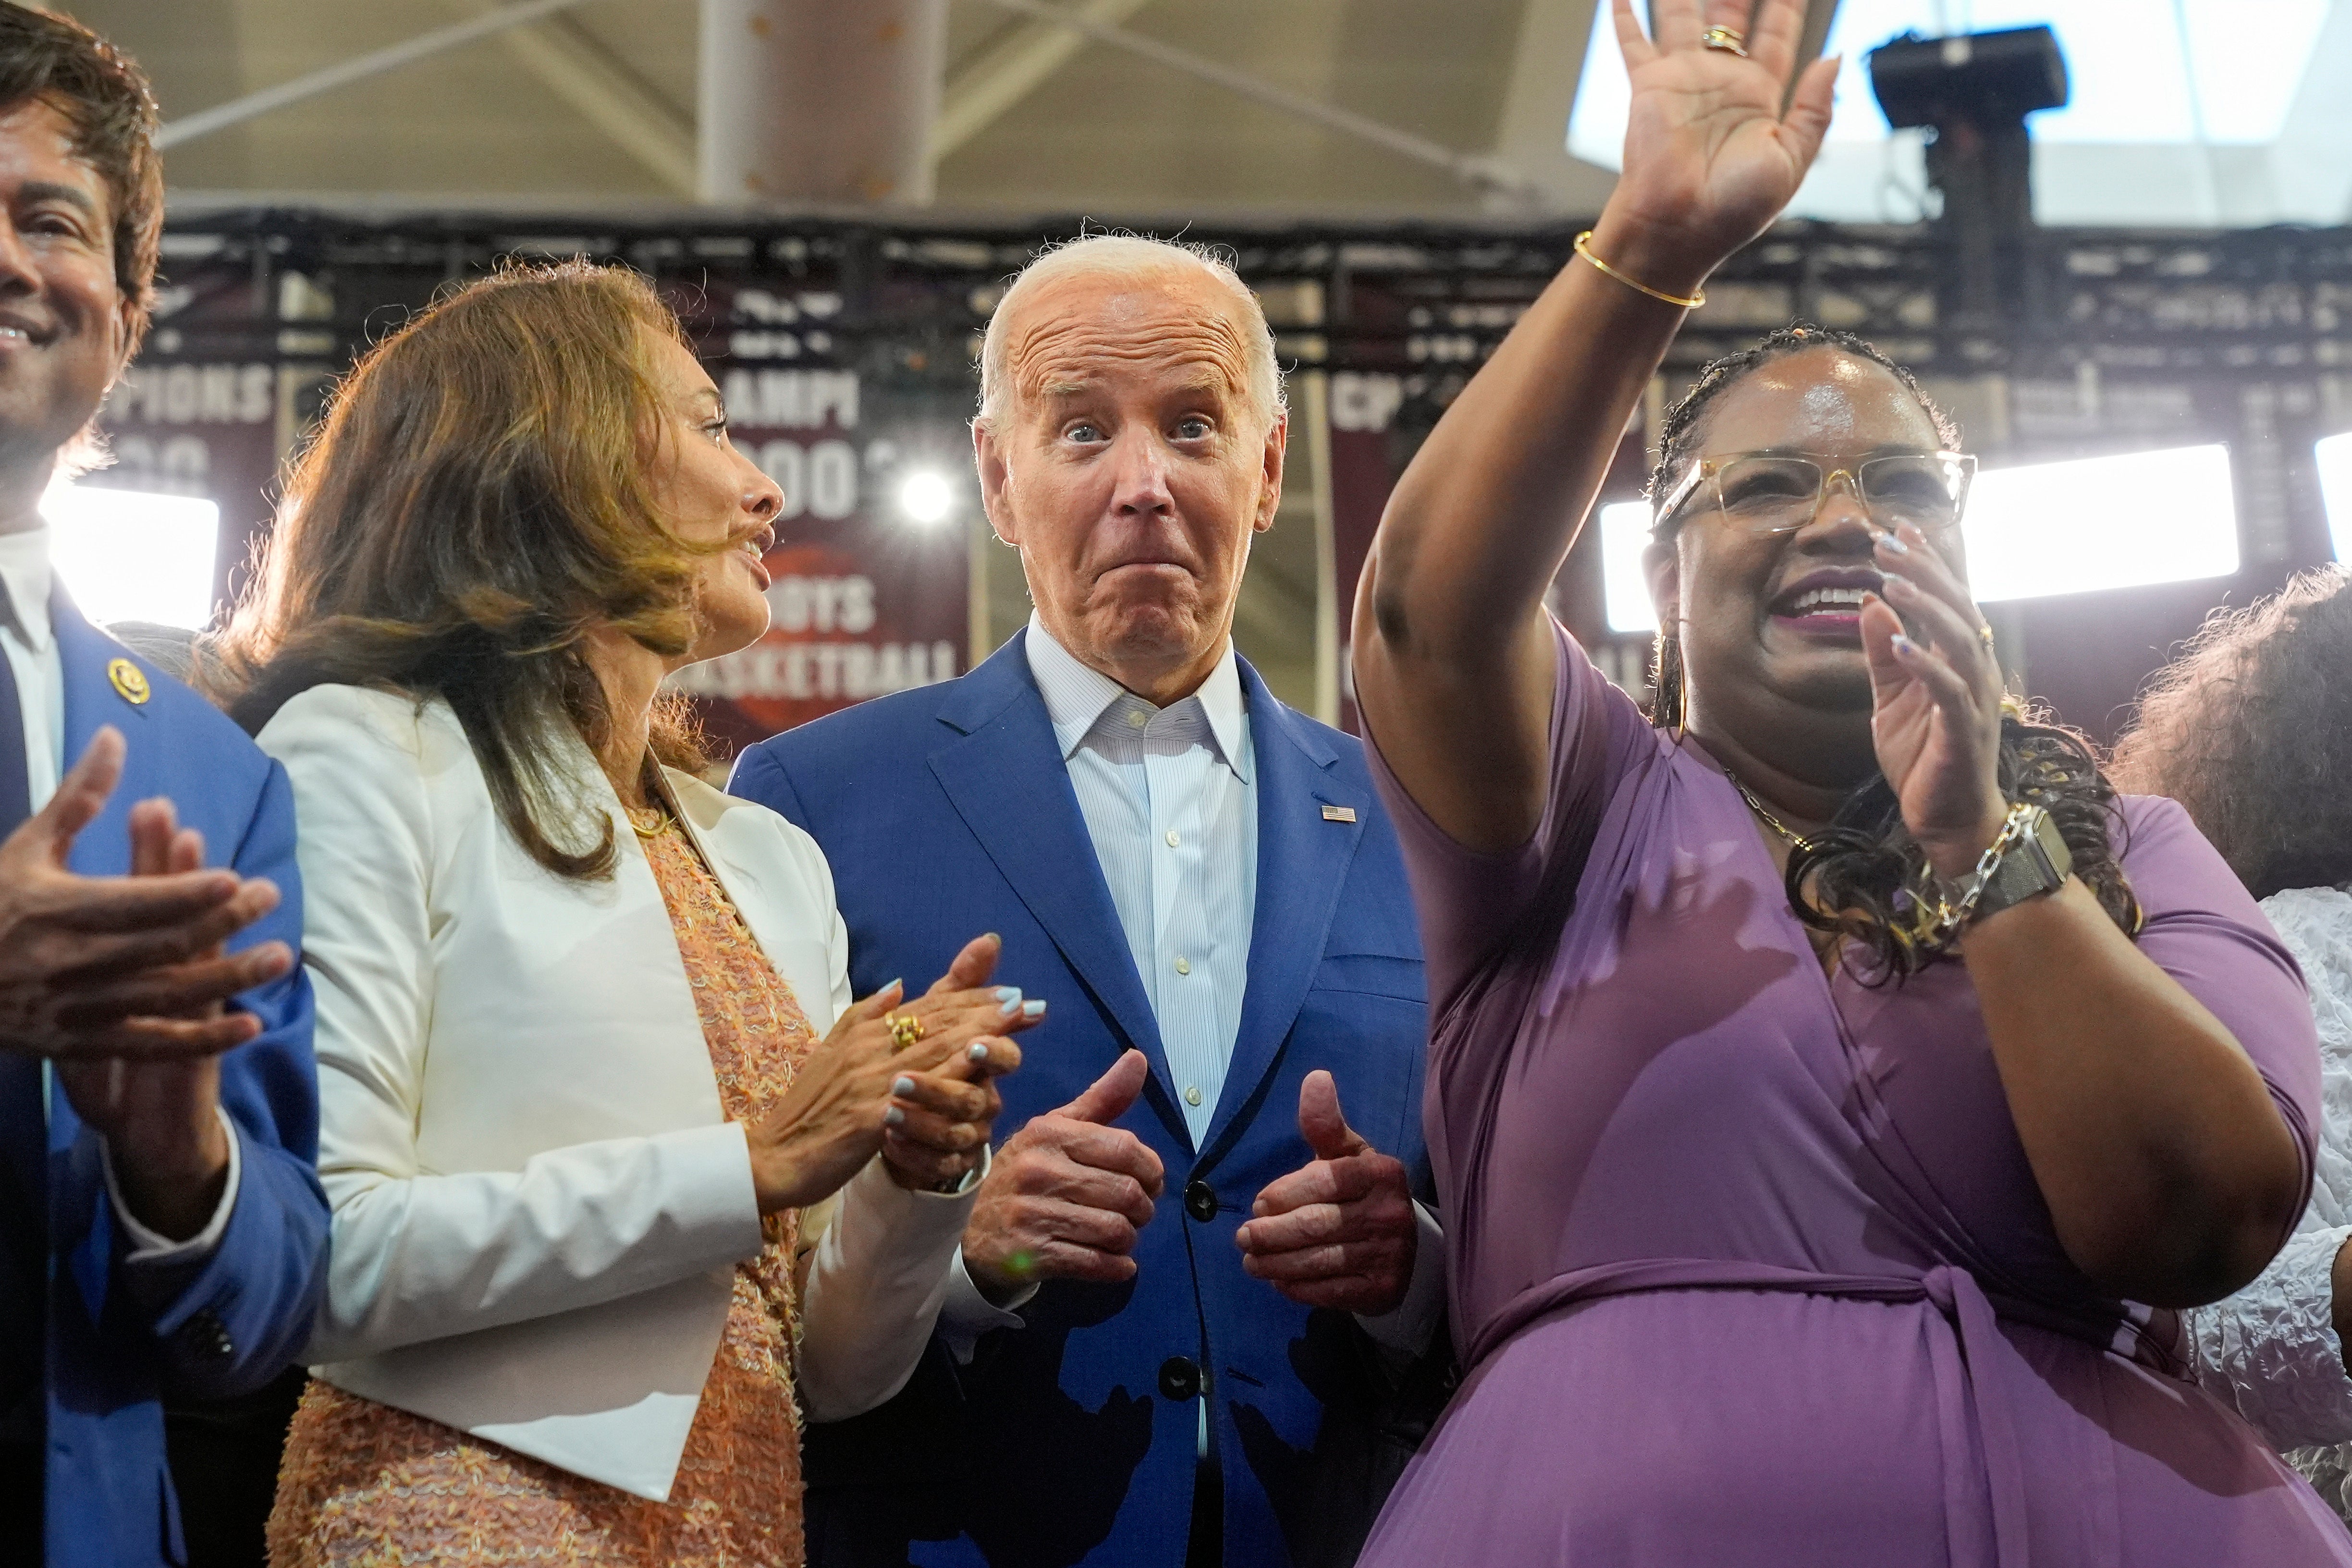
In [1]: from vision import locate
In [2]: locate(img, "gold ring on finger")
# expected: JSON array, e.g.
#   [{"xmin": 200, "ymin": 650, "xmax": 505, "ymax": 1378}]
[
  {"xmin": 885, "ymin": 1012, "xmax": 925, "ymax": 1052},
  {"xmin": 1976, "ymin": 623, "xmax": 1997, "ymax": 652},
  {"xmin": 1700, "ymin": 24, "xmax": 1748, "ymax": 55}
]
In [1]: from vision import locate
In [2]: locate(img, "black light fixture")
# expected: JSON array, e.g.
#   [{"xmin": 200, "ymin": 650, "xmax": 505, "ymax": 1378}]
[{"xmin": 1868, "ymin": 24, "xmax": 2070, "ymax": 320}]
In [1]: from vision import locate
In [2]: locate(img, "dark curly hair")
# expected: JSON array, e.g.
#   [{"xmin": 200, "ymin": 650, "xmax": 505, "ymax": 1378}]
[
  {"xmin": 0, "ymin": 4, "xmax": 166, "ymax": 355},
  {"xmin": 2108, "ymin": 565, "xmax": 2352, "ymax": 899},
  {"xmin": 1645, "ymin": 324, "xmax": 2141, "ymax": 980}
]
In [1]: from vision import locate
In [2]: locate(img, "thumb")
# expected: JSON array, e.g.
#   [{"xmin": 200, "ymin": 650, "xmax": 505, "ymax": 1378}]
[
  {"xmin": 836, "ymin": 977, "xmax": 904, "ymax": 1035},
  {"xmin": 1859, "ymin": 593, "xmax": 1907, "ymax": 704},
  {"xmin": 1297, "ymin": 1070, "xmax": 1366, "ymax": 1162},
  {"xmin": 928, "ymin": 932, "xmax": 1001, "ymax": 994},
  {"xmin": 20, "ymin": 726, "xmax": 124, "ymax": 865},
  {"xmin": 1781, "ymin": 54, "xmax": 1841, "ymax": 169},
  {"xmin": 1060, "ymin": 1049, "xmax": 1149, "ymax": 1125}
]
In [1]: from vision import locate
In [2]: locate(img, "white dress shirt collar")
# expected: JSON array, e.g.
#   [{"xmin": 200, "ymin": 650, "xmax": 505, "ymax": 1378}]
[
  {"xmin": 1023, "ymin": 612, "xmax": 1251, "ymax": 784},
  {"xmin": 0, "ymin": 524, "xmax": 54, "ymax": 654}
]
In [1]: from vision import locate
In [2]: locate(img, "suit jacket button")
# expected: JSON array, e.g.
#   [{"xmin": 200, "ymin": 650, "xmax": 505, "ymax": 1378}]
[
  {"xmin": 184, "ymin": 1309, "xmax": 234, "ymax": 1360},
  {"xmin": 1184, "ymin": 1180, "xmax": 1218, "ymax": 1223},
  {"xmin": 1158, "ymin": 1356, "xmax": 1200, "ymax": 1401}
]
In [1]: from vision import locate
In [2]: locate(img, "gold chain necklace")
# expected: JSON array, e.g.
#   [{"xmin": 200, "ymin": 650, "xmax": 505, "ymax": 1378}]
[{"xmin": 1727, "ymin": 772, "xmax": 1816, "ymax": 853}]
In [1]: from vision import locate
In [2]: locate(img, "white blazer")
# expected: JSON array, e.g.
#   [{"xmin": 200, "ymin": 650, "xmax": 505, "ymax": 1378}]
[{"xmin": 261, "ymin": 683, "xmax": 974, "ymax": 1501}]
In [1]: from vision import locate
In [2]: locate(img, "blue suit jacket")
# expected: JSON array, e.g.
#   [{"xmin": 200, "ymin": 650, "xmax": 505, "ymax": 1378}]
[
  {"xmin": 730, "ymin": 631, "xmax": 1430, "ymax": 1568},
  {"xmin": 15, "ymin": 599, "xmax": 330, "ymax": 1568}
]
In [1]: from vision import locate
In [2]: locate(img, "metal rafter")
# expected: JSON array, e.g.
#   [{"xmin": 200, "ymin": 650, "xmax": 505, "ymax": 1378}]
[
  {"xmin": 932, "ymin": 0, "xmax": 1156, "ymax": 164},
  {"xmin": 967, "ymin": 0, "xmax": 1548, "ymax": 207},
  {"xmin": 157, "ymin": 0, "xmax": 597, "ymax": 151},
  {"xmin": 444, "ymin": 3, "xmax": 697, "ymax": 195}
]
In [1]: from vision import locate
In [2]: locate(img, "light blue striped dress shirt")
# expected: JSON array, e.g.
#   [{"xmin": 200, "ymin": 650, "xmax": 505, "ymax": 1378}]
[
  {"xmin": 1025, "ymin": 613, "xmax": 1256, "ymax": 1147},
  {"xmin": 936, "ymin": 615, "xmax": 1444, "ymax": 1373}
]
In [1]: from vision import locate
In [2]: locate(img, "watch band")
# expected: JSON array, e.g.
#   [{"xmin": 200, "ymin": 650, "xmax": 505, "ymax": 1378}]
[{"xmin": 1963, "ymin": 804, "xmax": 2072, "ymax": 925}]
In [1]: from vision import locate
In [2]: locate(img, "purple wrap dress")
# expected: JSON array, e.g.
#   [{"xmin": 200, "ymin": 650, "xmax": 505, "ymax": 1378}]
[{"xmin": 1356, "ymin": 622, "xmax": 2352, "ymax": 1566}]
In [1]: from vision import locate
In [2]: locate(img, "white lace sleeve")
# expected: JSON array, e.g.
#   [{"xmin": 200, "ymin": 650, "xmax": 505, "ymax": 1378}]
[{"xmin": 2185, "ymin": 886, "xmax": 2352, "ymax": 1453}]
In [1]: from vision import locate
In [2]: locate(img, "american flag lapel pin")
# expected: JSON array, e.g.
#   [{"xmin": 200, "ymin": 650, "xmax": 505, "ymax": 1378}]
[{"xmin": 1320, "ymin": 803, "xmax": 1357, "ymax": 823}]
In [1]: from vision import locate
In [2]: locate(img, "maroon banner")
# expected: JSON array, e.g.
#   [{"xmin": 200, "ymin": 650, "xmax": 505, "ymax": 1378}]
[
  {"xmin": 90, "ymin": 257, "xmax": 293, "ymax": 612},
  {"xmin": 665, "ymin": 278, "xmax": 971, "ymax": 754}
]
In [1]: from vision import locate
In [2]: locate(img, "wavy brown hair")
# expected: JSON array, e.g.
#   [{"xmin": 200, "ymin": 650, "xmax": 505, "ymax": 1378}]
[
  {"xmin": 2109, "ymin": 565, "xmax": 2352, "ymax": 900},
  {"xmin": 211, "ymin": 260, "xmax": 714, "ymax": 881},
  {"xmin": 1646, "ymin": 325, "xmax": 2140, "ymax": 980}
]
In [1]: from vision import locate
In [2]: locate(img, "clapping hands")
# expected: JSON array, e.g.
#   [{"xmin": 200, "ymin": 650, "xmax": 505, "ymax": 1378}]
[
  {"xmin": 746, "ymin": 932, "xmax": 1036, "ymax": 1213},
  {"xmin": 0, "ymin": 728, "xmax": 291, "ymax": 1064}
]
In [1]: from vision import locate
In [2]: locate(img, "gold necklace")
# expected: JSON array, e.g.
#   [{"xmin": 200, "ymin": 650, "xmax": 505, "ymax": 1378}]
[{"xmin": 1727, "ymin": 772, "xmax": 1816, "ymax": 853}]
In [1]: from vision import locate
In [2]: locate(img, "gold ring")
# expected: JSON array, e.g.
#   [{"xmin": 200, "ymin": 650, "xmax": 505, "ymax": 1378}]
[
  {"xmin": 885, "ymin": 1013, "xmax": 925, "ymax": 1051},
  {"xmin": 1976, "ymin": 623, "xmax": 1997, "ymax": 651},
  {"xmin": 1699, "ymin": 24, "xmax": 1748, "ymax": 55}
]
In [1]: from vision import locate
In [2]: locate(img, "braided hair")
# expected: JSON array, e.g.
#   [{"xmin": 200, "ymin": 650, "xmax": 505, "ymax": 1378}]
[{"xmin": 1644, "ymin": 325, "xmax": 2140, "ymax": 981}]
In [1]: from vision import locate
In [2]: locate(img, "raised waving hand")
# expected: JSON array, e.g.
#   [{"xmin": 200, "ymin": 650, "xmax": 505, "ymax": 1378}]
[
  {"xmin": 1609, "ymin": 0, "xmax": 1838, "ymax": 275},
  {"xmin": 1352, "ymin": 0, "xmax": 1837, "ymax": 853}
]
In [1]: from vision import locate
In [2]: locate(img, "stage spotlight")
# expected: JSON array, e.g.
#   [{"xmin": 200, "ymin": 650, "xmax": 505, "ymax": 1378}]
[
  {"xmin": 2314, "ymin": 431, "xmax": 2352, "ymax": 562},
  {"xmin": 41, "ymin": 482, "xmax": 220, "ymax": 630},
  {"xmin": 896, "ymin": 469, "xmax": 956, "ymax": 527},
  {"xmin": 1963, "ymin": 444, "xmax": 2238, "ymax": 602},
  {"xmin": 1599, "ymin": 501, "xmax": 1660, "ymax": 636},
  {"xmin": 1598, "ymin": 444, "xmax": 2240, "ymax": 635}
]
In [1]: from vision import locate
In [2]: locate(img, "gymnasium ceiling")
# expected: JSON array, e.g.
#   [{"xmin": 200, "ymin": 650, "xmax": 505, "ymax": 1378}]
[
  {"xmin": 68, "ymin": 0, "xmax": 1620, "ymax": 220},
  {"xmin": 53, "ymin": 0, "xmax": 2352, "ymax": 227}
]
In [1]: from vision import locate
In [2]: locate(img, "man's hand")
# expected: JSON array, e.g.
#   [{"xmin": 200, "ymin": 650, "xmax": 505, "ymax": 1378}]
[
  {"xmin": 0, "ymin": 729, "xmax": 290, "ymax": 1062},
  {"xmin": 1235, "ymin": 1071, "xmax": 1416, "ymax": 1313},
  {"xmin": 962, "ymin": 1050, "xmax": 1164, "ymax": 1303},
  {"xmin": 55, "ymin": 784, "xmax": 243, "ymax": 1241}
]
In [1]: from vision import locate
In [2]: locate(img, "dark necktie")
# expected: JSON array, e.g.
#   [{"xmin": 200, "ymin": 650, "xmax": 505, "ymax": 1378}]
[
  {"xmin": 0, "ymin": 629, "xmax": 50, "ymax": 1544},
  {"xmin": 0, "ymin": 614, "xmax": 24, "ymax": 831}
]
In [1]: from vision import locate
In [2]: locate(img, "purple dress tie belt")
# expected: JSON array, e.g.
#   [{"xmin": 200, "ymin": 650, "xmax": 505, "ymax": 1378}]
[{"xmin": 1461, "ymin": 1258, "xmax": 2165, "ymax": 1568}]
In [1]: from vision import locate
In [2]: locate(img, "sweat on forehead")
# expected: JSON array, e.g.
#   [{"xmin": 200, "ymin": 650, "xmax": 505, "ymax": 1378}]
[
  {"xmin": 976, "ymin": 233, "xmax": 1284, "ymax": 429},
  {"xmin": 1699, "ymin": 349, "xmax": 1940, "ymax": 450}
]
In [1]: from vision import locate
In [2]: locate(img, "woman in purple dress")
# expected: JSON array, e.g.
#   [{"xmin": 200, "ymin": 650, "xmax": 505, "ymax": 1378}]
[{"xmin": 1346, "ymin": 0, "xmax": 2352, "ymax": 1562}]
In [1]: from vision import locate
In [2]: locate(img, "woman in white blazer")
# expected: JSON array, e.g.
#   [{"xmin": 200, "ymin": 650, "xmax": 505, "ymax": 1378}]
[{"xmin": 212, "ymin": 262, "xmax": 1040, "ymax": 1568}]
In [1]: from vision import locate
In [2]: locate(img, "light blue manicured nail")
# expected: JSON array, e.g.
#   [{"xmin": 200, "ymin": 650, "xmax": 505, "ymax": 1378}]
[
  {"xmin": 1891, "ymin": 632, "xmax": 1918, "ymax": 656},
  {"xmin": 997, "ymin": 986, "xmax": 1023, "ymax": 1014},
  {"xmin": 892, "ymin": 1076, "xmax": 915, "ymax": 1096},
  {"xmin": 1878, "ymin": 531, "xmax": 1908, "ymax": 555},
  {"xmin": 1021, "ymin": 999, "xmax": 1046, "ymax": 1019},
  {"xmin": 969, "ymin": 1041, "xmax": 991, "ymax": 1063},
  {"xmin": 881, "ymin": 978, "xmax": 903, "ymax": 996},
  {"xmin": 884, "ymin": 1105, "xmax": 905, "ymax": 1127}
]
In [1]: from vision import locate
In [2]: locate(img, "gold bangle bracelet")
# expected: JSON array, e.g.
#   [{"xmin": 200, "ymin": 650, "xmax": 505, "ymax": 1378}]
[{"xmin": 1573, "ymin": 231, "xmax": 1706, "ymax": 310}]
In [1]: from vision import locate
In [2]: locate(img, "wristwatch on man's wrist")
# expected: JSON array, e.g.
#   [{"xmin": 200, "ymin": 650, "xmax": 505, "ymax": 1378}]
[{"xmin": 1952, "ymin": 802, "xmax": 2073, "ymax": 926}]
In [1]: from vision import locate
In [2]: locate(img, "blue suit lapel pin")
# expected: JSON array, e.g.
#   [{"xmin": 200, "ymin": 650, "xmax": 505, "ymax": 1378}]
[
  {"xmin": 1320, "ymin": 803, "xmax": 1356, "ymax": 823},
  {"xmin": 107, "ymin": 658, "xmax": 150, "ymax": 706}
]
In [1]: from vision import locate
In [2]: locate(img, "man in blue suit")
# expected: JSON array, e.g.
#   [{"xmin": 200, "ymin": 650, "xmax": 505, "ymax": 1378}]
[
  {"xmin": 0, "ymin": 9, "xmax": 330, "ymax": 1563},
  {"xmin": 732, "ymin": 235, "xmax": 1443, "ymax": 1568}
]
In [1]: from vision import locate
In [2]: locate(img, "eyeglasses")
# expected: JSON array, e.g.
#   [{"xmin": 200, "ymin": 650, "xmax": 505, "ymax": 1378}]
[{"xmin": 1652, "ymin": 450, "xmax": 1978, "ymax": 537}]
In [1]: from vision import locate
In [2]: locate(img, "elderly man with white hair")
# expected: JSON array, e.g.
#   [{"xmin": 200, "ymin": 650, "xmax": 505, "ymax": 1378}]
[{"xmin": 731, "ymin": 234, "xmax": 1445, "ymax": 1568}]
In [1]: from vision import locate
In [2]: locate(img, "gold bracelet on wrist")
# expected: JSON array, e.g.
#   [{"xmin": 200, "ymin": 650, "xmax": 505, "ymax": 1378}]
[{"xmin": 1573, "ymin": 231, "xmax": 1707, "ymax": 311}]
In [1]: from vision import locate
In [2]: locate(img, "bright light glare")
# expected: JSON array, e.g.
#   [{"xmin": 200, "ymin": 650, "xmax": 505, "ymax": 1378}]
[
  {"xmin": 1567, "ymin": 0, "xmax": 2337, "ymax": 223},
  {"xmin": 2315, "ymin": 432, "xmax": 2352, "ymax": 563},
  {"xmin": 897, "ymin": 469, "xmax": 955, "ymax": 527},
  {"xmin": 1595, "ymin": 445, "xmax": 2239, "ymax": 633},
  {"xmin": 1963, "ymin": 445, "xmax": 2238, "ymax": 602},
  {"xmin": 41, "ymin": 482, "xmax": 219, "ymax": 630},
  {"xmin": 1599, "ymin": 501, "xmax": 1660, "ymax": 635}
]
